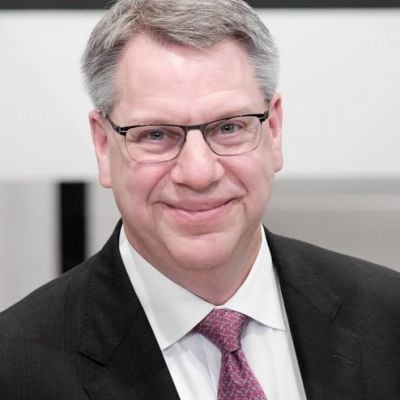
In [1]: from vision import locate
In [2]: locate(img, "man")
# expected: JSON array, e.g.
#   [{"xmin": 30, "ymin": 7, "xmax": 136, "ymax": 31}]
[{"xmin": 0, "ymin": 0, "xmax": 399, "ymax": 399}]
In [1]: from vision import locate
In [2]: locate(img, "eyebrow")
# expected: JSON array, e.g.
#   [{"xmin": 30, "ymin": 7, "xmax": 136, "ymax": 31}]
[{"xmin": 123, "ymin": 107, "xmax": 257, "ymax": 126}]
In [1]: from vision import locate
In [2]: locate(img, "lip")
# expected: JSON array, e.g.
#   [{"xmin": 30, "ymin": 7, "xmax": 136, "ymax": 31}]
[{"xmin": 162, "ymin": 199, "xmax": 235, "ymax": 224}]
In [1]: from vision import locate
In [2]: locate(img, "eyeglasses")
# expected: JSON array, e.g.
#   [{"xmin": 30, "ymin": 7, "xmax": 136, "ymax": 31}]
[{"xmin": 103, "ymin": 110, "xmax": 269, "ymax": 163}]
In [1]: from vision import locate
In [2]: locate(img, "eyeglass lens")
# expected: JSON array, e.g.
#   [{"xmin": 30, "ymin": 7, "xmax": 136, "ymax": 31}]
[{"xmin": 123, "ymin": 115, "xmax": 263, "ymax": 163}]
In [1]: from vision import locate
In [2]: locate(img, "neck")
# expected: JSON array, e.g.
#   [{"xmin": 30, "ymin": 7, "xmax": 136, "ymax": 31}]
[{"xmin": 160, "ymin": 233, "xmax": 261, "ymax": 305}]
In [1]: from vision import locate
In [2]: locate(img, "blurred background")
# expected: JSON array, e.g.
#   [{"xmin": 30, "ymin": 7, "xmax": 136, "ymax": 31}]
[{"xmin": 1, "ymin": 0, "xmax": 399, "ymax": 311}]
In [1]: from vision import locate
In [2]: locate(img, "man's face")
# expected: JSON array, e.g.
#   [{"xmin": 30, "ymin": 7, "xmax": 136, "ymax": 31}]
[{"xmin": 90, "ymin": 35, "xmax": 283, "ymax": 284}]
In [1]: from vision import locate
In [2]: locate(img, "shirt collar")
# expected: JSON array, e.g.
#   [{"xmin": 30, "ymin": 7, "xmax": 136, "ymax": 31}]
[{"xmin": 120, "ymin": 226, "xmax": 286, "ymax": 351}]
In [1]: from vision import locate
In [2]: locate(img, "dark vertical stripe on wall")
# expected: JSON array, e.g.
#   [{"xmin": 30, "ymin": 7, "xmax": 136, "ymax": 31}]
[{"xmin": 59, "ymin": 183, "xmax": 86, "ymax": 273}]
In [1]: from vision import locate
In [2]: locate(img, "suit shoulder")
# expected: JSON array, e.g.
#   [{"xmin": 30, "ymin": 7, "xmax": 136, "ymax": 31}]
[
  {"xmin": 266, "ymin": 230, "xmax": 400, "ymax": 309},
  {"xmin": 0, "ymin": 222, "xmax": 121, "ymax": 328},
  {"xmin": 0, "ymin": 254, "xmax": 96, "ymax": 338}
]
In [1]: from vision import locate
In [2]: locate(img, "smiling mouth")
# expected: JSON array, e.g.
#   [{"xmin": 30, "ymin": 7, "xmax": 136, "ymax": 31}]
[
  {"xmin": 167, "ymin": 199, "xmax": 232, "ymax": 212},
  {"xmin": 170, "ymin": 200, "xmax": 231, "ymax": 212},
  {"xmin": 163, "ymin": 199, "xmax": 235, "ymax": 222}
]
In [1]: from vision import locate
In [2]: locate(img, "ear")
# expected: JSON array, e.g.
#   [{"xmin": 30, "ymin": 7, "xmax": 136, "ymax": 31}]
[
  {"xmin": 89, "ymin": 110, "xmax": 112, "ymax": 188},
  {"xmin": 267, "ymin": 93, "xmax": 283, "ymax": 172}
]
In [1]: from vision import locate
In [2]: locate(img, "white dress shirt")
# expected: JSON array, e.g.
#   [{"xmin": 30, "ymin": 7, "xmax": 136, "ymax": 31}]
[{"xmin": 119, "ymin": 226, "xmax": 307, "ymax": 400}]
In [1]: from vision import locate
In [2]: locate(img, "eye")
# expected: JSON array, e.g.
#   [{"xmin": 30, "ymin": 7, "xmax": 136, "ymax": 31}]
[
  {"xmin": 219, "ymin": 123, "xmax": 238, "ymax": 134},
  {"xmin": 145, "ymin": 129, "xmax": 166, "ymax": 141},
  {"xmin": 214, "ymin": 120, "xmax": 246, "ymax": 136},
  {"xmin": 127, "ymin": 126, "xmax": 182, "ymax": 143}
]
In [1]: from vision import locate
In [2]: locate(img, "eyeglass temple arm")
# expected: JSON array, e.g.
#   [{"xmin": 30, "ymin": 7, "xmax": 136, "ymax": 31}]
[{"xmin": 99, "ymin": 111, "xmax": 127, "ymax": 135}]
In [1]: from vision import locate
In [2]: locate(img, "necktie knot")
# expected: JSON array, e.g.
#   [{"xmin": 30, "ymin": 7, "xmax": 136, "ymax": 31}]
[
  {"xmin": 195, "ymin": 309, "xmax": 267, "ymax": 399},
  {"xmin": 195, "ymin": 309, "xmax": 248, "ymax": 353}
]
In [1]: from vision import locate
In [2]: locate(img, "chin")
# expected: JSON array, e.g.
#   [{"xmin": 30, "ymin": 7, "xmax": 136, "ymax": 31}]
[
  {"xmin": 175, "ymin": 253, "xmax": 230, "ymax": 272},
  {"xmin": 167, "ymin": 233, "xmax": 236, "ymax": 271}
]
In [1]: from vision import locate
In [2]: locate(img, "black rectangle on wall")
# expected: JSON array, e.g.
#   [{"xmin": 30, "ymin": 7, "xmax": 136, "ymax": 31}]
[{"xmin": 59, "ymin": 182, "xmax": 86, "ymax": 273}]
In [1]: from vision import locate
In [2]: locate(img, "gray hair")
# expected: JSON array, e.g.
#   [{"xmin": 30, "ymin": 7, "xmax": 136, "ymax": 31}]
[{"xmin": 81, "ymin": 0, "xmax": 279, "ymax": 114}]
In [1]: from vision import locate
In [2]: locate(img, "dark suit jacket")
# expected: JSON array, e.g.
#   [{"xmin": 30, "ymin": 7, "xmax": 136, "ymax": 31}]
[{"xmin": 0, "ymin": 222, "xmax": 399, "ymax": 399}]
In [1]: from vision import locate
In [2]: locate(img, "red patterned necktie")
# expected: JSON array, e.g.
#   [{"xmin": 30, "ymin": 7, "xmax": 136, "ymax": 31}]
[{"xmin": 195, "ymin": 309, "xmax": 267, "ymax": 400}]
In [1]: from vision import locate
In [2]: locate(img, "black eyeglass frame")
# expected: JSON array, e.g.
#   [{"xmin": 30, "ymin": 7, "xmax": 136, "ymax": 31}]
[
  {"xmin": 101, "ymin": 110, "xmax": 269, "ymax": 162},
  {"xmin": 102, "ymin": 110, "xmax": 269, "ymax": 138}
]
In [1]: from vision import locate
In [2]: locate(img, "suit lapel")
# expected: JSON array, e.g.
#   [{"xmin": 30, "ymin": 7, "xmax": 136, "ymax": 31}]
[
  {"xmin": 83, "ymin": 310, "xmax": 180, "ymax": 400},
  {"xmin": 78, "ymin": 222, "xmax": 180, "ymax": 400},
  {"xmin": 266, "ymin": 229, "xmax": 363, "ymax": 400}
]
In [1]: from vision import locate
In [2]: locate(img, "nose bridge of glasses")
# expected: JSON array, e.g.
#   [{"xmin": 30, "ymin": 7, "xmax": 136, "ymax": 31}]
[
  {"xmin": 182, "ymin": 122, "xmax": 208, "ymax": 137},
  {"xmin": 180, "ymin": 122, "xmax": 215, "ymax": 154}
]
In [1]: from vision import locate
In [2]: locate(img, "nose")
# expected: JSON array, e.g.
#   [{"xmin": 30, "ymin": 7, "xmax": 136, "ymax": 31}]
[{"xmin": 170, "ymin": 130, "xmax": 224, "ymax": 190}]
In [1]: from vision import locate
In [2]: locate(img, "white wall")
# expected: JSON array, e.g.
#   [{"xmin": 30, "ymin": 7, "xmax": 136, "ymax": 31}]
[
  {"xmin": 0, "ymin": 11, "xmax": 99, "ymax": 180},
  {"xmin": 0, "ymin": 9, "xmax": 399, "ymax": 179},
  {"xmin": 262, "ymin": 9, "xmax": 400, "ymax": 178}
]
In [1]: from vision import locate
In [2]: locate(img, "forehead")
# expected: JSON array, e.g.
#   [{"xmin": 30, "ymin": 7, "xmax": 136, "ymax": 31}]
[{"xmin": 113, "ymin": 35, "xmax": 264, "ymax": 122}]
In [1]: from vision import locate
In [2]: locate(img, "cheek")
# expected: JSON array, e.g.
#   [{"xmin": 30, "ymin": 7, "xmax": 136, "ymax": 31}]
[
  {"xmin": 110, "ymin": 158, "xmax": 171, "ymax": 216},
  {"xmin": 232, "ymin": 141, "xmax": 275, "ymax": 189},
  {"xmin": 235, "ymin": 141, "xmax": 276, "ymax": 208}
]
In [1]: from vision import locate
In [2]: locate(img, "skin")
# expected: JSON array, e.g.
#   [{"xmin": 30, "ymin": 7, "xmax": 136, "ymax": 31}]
[{"xmin": 89, "ymin": 34, "xmax": 283, "ymax": 305}]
